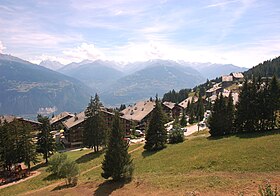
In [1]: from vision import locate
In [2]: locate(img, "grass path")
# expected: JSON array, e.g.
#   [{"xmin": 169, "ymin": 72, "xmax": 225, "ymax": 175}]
[{"xmin": 19, "ymin": 144, "xmax": 144, "ymax": 196}]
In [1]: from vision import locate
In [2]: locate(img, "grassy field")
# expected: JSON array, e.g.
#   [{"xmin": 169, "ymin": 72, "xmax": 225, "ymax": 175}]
[
  {"xmin": 131, "ymin": 130, "xmax": 280, "ymax": 190},
  {"xmin": 0, "ymin": 143, "xmax": 142, "ymax": 196},
  {"xmin": 1, "ymin": 131, "xmax": 280, "ymax": 195}
]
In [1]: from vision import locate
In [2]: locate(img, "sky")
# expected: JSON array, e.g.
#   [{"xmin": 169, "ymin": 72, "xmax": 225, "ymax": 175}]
[{"xmin": 0, "ymin": 0, "xmax": 279, "ymax": 68}]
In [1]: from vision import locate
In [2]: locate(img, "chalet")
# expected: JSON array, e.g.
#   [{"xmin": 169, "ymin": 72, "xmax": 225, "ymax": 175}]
[
  {"xmin": 230, "ymin": 72, "xmax": 244, "ymax": 82},
  {"xmin": 0, "ymin": 115, "xmax": 42, "ymax": 130},
  {"xmin": 62, "ymin": 109, "xmax": 133, "ymax": 147},
  {"xmin": 50, "ymin": 112, "xmax": 74, "ymax": 130},
  {"xmin": 222, "ymin": 75, "xmax": 233, "ymax": 82},
  {"xmin": 120, "ymin": 100, "xmax": 155, "ymax": 130},
  {"xmin": 178, "ymin": 96, "xmax": 198, "ymax": 110},
  {"xmin": 162, "ymin": 101, "xmax": 176, "ymax": 117},
  {"xmin": 63, "ymin": 112, "xmax": 86, "ymax": 147},
  {"xmin": 208, "ymin": 90, "xmax": 239, "ymax": 105},
  {"xmin": 206, "ymin": 83, "xmax": 223, "ymax": 97}
]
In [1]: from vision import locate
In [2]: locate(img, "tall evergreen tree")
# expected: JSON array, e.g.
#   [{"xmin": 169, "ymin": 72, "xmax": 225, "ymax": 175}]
[
  {"xmin": 196, "ymin": 94, "xmax": 205, "ymax": 122},
  {"xmin": 101, "ymin": 113, "xmax": 133, "ymax": 181},
  {"xmin": 180, "ymin": 110, "xmax": 187, "ymax": 127},
  {"xmin": 235, "ymin": 79, "xmax": 258, "ymax": 132},
  {"xmin": 208, "ymin": 93, "xmax": 227, "ymax": 136},
  {"xmin": 37, "ymin": 115, "xmax": 56, "ymax": 163},
  {"xmin": 225, "ymin": 92, "xmax": 235, "ymax": 134},
  {"xmin": 144, "ymin": 96, "xmax": 167, "ymax": 151},
  {"xmin": 84, "ymin": 94, "xmax": 107, "ymax": 152},
  {"xmin": 188, "ymin": 98, "xmax": 195, "ymax": 124},
  {"xmin": 269, "ymin": 76, "xmax": 280, "ymax": 128},
  {"xmin": 19, "ymin": 122, "xmax": 38, "ymax": 170}
]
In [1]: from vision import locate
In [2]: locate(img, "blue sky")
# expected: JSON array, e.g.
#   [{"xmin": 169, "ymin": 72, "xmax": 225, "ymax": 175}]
[{"xmin": 0, "ymin": 0, "xmax": 279, "ymax": 67}]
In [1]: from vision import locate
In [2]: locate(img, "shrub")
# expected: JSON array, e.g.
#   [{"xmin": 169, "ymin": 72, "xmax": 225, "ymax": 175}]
[
  {"xmin": 259, "ymin": 181, "xmax": 278, "ymax": 196},
  {"xmin": 59, "ymin": 159, "xmax": 79, "ymax": 185},
  {"xmin": 46, "ymin": 153, "xmax": 67, "ymax": 175},
  {"xmin": 169, "ymin": 125, "xmax": 184, "ymax": 144},
  {"xmin": 47, "ymin": 153, "xmax": 79, "ymax": 185}
]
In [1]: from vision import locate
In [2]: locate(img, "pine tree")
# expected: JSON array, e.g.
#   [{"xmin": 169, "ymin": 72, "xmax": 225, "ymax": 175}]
[
  {"xmin": 144, "ymin": 96, "xmax": 167, "ymax": 151},
  {"xmin": 37, "ymin": 115, "xmax": 56, "ymax": 163},
  {"xmin": 19, "ymin": 121, "xmax": 38, "ymax": 170},
  {"xmin": 180, "ymin": 110, "xmax": 187, "ymax": 127},
  {"xmin": 225, "ymin": 92, "xmax": 234, "ymax": 134},
  {"xmin": 269, "ymin": 76, "xmax": 280, "ymax": 128},
  {"xmin": 196, "ymin": 94, "xmax": 205, "ymax": 122},
  {"xmin": 84, "ymin": 94, "xmax": 107, "ymax": 152},
  {"xmin": 101, "ymin": 113, "xmax": 133, "ymax": 181},
  {"xmin": 209, "ymin": 93, "xmax": 227, "ymax": 136},
  {"xmin": 188, "ymin": 98, "xmax": 195, "ymax": 124}
]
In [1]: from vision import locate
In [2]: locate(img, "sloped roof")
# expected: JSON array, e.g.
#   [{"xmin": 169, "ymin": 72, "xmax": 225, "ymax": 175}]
[
  {"xmin": 0, "ymin": 115, "xmax": 42, "ymax": 125},
  {"xmin": 162, "ymin": 101, "xmax": 176, "ymax": 110},
  {"xmin": 222, "ymin": 75, "xmax": 233, "ymax": 82},
  {"xmin": 178, "ymin": 96, "xmax": 198, "ymax": 109},
  {"xmin": 208, "ymin": 91, "xmax": 239, "ymax": 105},
  {"xmin": 63, "ymin": 111, "xmax": 85, "ymax": 129},
  {"xmin": 231, "ymin": 72, "xmax": 244, "ymax": 79},
  {"xmin": 121, "ymin": 100, "xmax": 156, "ymax": 122},
  {"xmin": 50, "ymin": 112, "xmax": 74, "ymax": 125},
  {"xmin": 0, "ymin": 115, "xmax": 16, "ymax": 124}
]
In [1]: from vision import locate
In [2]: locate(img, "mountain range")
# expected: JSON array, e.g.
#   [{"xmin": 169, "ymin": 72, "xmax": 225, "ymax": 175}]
[
  {"xmin": 0, "ymin": 54, "xmax": 93, "ymax": 117},
  {"xmin": 0, "ymin": 53, "xmax": 248, "ymax": 116}
]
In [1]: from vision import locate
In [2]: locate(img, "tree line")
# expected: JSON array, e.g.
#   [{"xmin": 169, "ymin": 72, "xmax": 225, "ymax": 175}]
[
  {"xmin": 162, "ymin": 89, "xmax": 191, "ymax": 103},
  {"xmin": 0, "ymin": 115, "xmax": 55, "ymax": 173},
  {"xmin": 209, "ymin": 76, "xmax": 280, "ymax": 136}
]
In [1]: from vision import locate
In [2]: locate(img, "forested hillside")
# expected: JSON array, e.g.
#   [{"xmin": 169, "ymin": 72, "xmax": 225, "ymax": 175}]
[{"xmin": 244, "ymin": 56, "xmax": 280, "ymax": 78}]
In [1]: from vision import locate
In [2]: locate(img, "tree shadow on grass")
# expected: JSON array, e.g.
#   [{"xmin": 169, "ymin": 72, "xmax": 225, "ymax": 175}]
[
  {"xmin": 52, "ymin": 183, "xmax": 76, "ymax": 191},
  {"xmin": 236, "ymin": 129, "xmax": 280, "ymax": 139},
  {"xmin": 43, "ymin": 173, "xmax": 61, "ymax": 181},
  {"xmin": 206, "ymin": 129, "xmax": 280, "ymax": 140},
  {"xmin": 31, "ymin": 162, "xmax": 48, "ymax": 171},
  {"xmin": 93, "ymin": 179, "xmax": 131, "ymax": 196},
  {"xmin": 141, "ymin": 149, "xmax": 159, "ymax": 158},
  {"xmin": 76, "ymin": 151, "xmax": 103, "ymax": 164}
]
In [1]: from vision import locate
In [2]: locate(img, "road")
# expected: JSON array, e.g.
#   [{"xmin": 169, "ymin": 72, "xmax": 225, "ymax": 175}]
[{"xmin": 184, "ymin": 123, "xmax": 203, "ymax": 137}]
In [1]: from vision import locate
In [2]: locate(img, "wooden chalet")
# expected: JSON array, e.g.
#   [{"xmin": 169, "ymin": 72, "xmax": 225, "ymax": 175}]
[
  {"xmin": 50, "ymin": 112, "xmax": 74, "ymax": 130},
  {"xmin": 63, "ymin": 112, "xmax": 86, "ymax": 147},
  {"xmin": 0, "ymin": 115, "xmax": 42, "ymax": 130},
  {"xmin": 120, "ymin": 100, "xmax": 156, "ymax": 130}
]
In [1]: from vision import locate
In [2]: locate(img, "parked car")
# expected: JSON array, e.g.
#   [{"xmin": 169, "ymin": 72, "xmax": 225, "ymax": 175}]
[
  {"xmin": 181, "ymin": 127, "xmax": 188, "ymax": 132},
  {"xmin": 135, "ymin": 130, "xmax": 145, "ymax": 137},
  {"xmin": 198, "ymin": 122, "xmax": 206, "ymax": 127}
]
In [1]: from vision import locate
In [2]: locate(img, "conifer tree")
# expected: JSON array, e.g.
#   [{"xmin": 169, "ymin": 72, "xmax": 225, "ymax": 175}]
[
  {"xmin": 196, "ymin": 94, "xmax": 205, "ymax": 122},
  {"xmin": 37, "ymin": 115, "xmax": 56, "ymax": 163},
  {"xmin": 101, "ymin": 113, "xmax": 133, "ymax": 181},
  {"xmin": 188, "ymin": 98, "xmax": 195, "ymax": 124},
  {"xmin": 225, "ymin": 92, "xmax": 234, "ymax": 134},
  {"xmin": 144, "ymin": 96, "xmax": 167, "ymax": 151},
  {"xmin": 209, "ymin": 93, "xmax": 227, "ymax": 136},
  {"xmin": 180, "ymin": 110, "xmax": 187, "ymax": 127},
  {"xmin": 19, "ymin": 121, "xmax": 38, "ymax": 170},
  {"xmin": 269, "ymin": 76, "xmax": 280, "ymax": 128},
  {"xmin": 84, "ymin": 94, "xmax": 107, "ymax": 152}
]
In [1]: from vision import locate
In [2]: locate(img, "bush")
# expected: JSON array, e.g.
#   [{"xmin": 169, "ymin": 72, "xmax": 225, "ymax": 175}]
[
  {"xmin": 59, "ymin": 159, "xmax": 79, "ymax": 185},
  {"xmin": 259, "ymin": 181, "xmax": 278, "ymax": 196},
  {"xmin": 47, "ymin": 153, "xmax": 79, "ymax": 185},
  {"xmin": 46, "ymin": 153, "xmax": 67, "ymax": 175},
  {"xmin": 169, "ymin": 125, "xmax": 184, "ymax": 144}
]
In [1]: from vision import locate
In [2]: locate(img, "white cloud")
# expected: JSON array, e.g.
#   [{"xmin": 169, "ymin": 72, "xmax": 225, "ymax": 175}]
[
  {"xmin": 29, "ymin": 43, "xmax": 106, "ymax": 65},
  {"xmin": 0, "ymin": 41, "xmax": 6, "ymax": 52},
  {"xmin": 63, "ymin": 43, "xmax": 105, "ymax": 62}
]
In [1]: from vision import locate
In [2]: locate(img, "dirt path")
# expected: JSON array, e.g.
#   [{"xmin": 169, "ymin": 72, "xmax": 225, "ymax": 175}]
[
  {"xmin": 20, "ymin": 144, "xmax": 144, "ymax": 196},
  {"xmin": 0, "ymin": 171, "xmax": 41, "ymax": 190}
]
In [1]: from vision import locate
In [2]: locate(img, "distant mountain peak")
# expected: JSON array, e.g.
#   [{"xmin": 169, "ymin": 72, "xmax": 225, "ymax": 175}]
[{"xmin": 39, "ymin": 60, "xmax": 64, "ymax": 70}]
